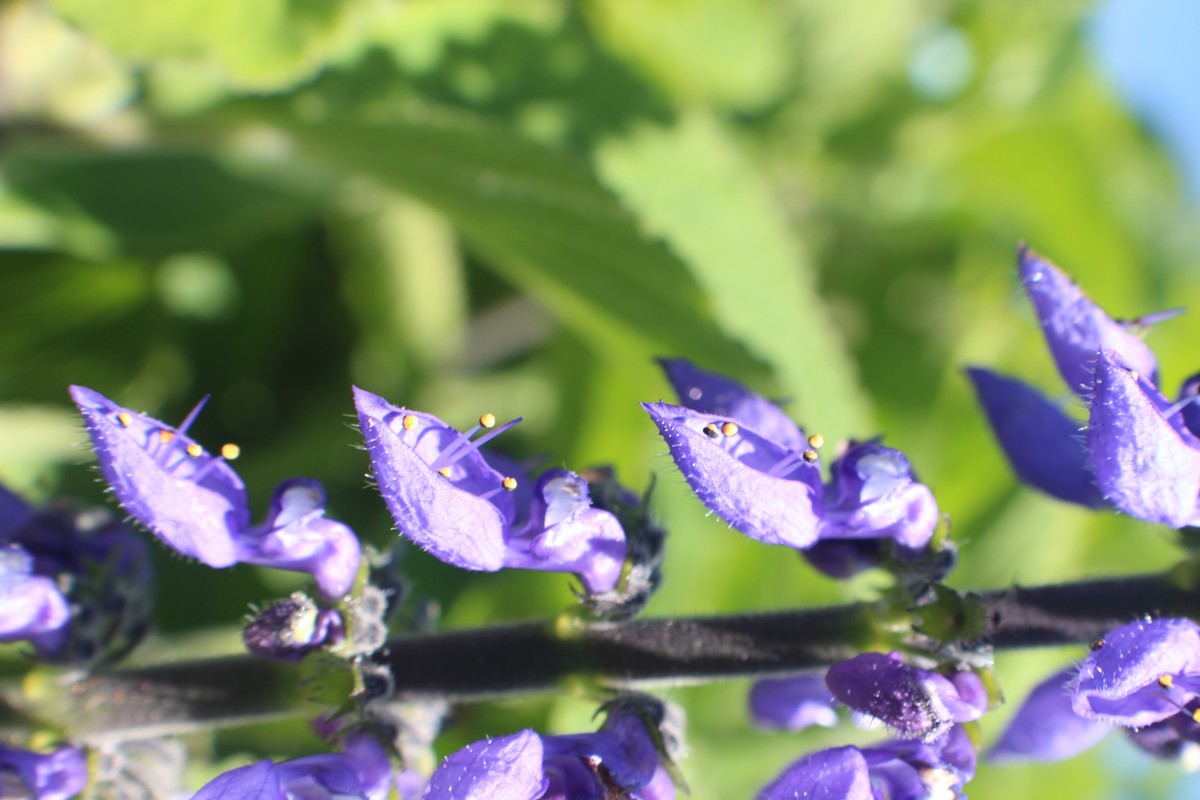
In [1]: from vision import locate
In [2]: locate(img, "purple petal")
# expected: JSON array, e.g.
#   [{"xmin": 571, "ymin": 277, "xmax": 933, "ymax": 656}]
[
  {"xmin": 191, "ymin": 760, "xmax": 286, "ymax": 800},
  {"xmin": 642, "ymin": 401, "xmax": 822, "ymax": 549},
  {"xmin": 1074, "ymin": 618, "xmax": 1200, "ymax": 727},
  {"xmin": 866, "ymin": 725, "xmax": 976, "ymax": 798},
  {"xmin": 504, "ymin": 470, "xmax": 627, "ymax": 593},
  {"xmin": 818, "ymin": 442, "xmax": 939, "ymax": 548},
  {"xmin": 656, "ymin": 359, "xmax": 807, "ymax": 452},
  {"xmin": 70, "ymin": 385, "xmax": 247, "ymax": 566},
  {"xmin": 239, "ymin": 479, "xmax": 362, "ymax": 599},
  {"xmin": 1177, "ymin": 372, "xmax": 1200, "ymax": 439},
  {"xmin": 1018, "ymin": 246, "xmax": 1159, "ymax": 394},
  {"xmin": 988, "ymin": 668, "xmax": 1110, "ymax": 763},
  {"xmin": 276, "ymin": 735, "xmax": 393, "ymax": 799},
  {"xmin": 354, "ymin": 387, "xmax": 510, "ymax": 572},
  {"xmin": 1088, "ymin": 351, "xmax": 1200, "ymax": 527},
  {"xmin": 543, "ymin": 709, "xmax": 661, "ymax": 794},
  {"xmin": 0, "ymin": 545, "xmax": 70, "ymax": 654},
  {"xmin": 966, "ymin": 368, "xmax": 1104, "ymax": 507},
  {"xmin": 0, "ymin": 484, "xmax": 33, "ymax": 541},
  {"xmin": 0, "ymin": 744, "xmax": 88, "ymax": 800},
  {"xmin": 826, "ymin": 653, "xmax": 982, "ymax": 741},
  {"xmin": 749, "ymin": 675, "xmax": 839, "ymax": 730},
  {"xmin": 425, "ymin": 730, "xmax": 549, "ymax": 800},
  {"xmin": 756, "ymin": 747, "xmax": 873, "ymax": 800}
]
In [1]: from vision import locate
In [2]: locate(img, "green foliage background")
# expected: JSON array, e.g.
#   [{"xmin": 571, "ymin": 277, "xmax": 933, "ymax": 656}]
[{"xmin": 2, "ymin": 0, "xmax": 1198, "ymax": 796}]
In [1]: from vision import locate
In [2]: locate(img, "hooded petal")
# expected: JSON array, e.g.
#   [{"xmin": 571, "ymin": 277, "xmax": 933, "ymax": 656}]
[
  {"xmin": 1019, "ymin": 246, "xmax": 1159, "ymax": 394},
  {"xmin": 756, "ymin": 747, "xmax": 873, "ymax": 800},
  {"xmin": 749, "ymin": 675, "xmax": 839, "ymax": 731},
  {"xmin": 642, "ymin": 401, "xmax": 821, "ymax": 549},
  {"xmin": 656, "ymin": 359, "xmax": 807, "ymax": 452},
  {"xmin": 353, "ymin": 387, "xmax": 510, "ymax": 572},
  {"xmin": 826, "ymin": 652, "xmax": 984, "ymax": 742},
  {"xmin": 988, "ymin": 668, "xmax": 1110, "ymax": 763},
  {"xmin": 192, "ymin": 760, "xmax": 287, "ymax": 800},
  {"xmin": 70, "ymin": 385, "xmax": 247, "ymax": 566},
  {"xmin": 1073, "ymin": 617, "xmax": 1200, "ymax": 727},
  {"xmin": 1088, "ymin": 351, "xmax": 1200, "ymax": 527},
  {"xmin": 818, "ymin": 442, "xmax": 939, "ymax": 548},
  {"xmin": 425, "ymin": 730, "xmax": 548, "ymax": 800},
  {"xmin": 966, "ymin": 368, "xmax": 1104, "ymax": 507},
  {"xmin": 239, "ymin": 479, "xmax": 362, "ymax": 599}
]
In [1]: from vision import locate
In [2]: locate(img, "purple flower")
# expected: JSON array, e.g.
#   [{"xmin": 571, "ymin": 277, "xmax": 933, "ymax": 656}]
[
  {"xmin": 423, "ymin": 709, "xmax": 672, "ymax": 800},
  {"xmin": 191, "ymin": 734, "xmax": 393, "ymax": 800},
  {"xmin": 0, "ymin": 483, "xmax": 153, "ymax": 663},
  {"xmin": 353, "ymin": 387, "xmax": 627, "ymax": 593},
  {"xmin": 1088, "ymin": 351, "xmax": 1200, "ymax": 526},
  {"xmin": 749, "ymin": 675, "xmax": 838, "ymax": 731},
  {"xmin": 0, "ymin": 743, "xmax": 88, "ymax": 800},
  {"xmin": 757, "ymin": 725, "xmax": 976, "ymax": 800},
  {"xmin": 1072, "ymin": 617, "xmax": 1200, "ymax": 728},
  {"xmin": 0, "ymin": 545, "xmax": 70, "ymax": 656},
  {"xmin": 969, "ymin": 246, "xmax": 1185, "ymax": 514},
  {"xmin": 825, "ymin": 652, "xmax": 987, "ymax": 742},
  {"xmin": 643, "ymin": 360, "xmax": 937, "ymax": 552},
  {"xmin": 988, "ymin": 668, "xmax": 1110, "ymax": 763},
  {"xmin": 71, "ymin": 386, "xmax": 360, "ymax": 599}
]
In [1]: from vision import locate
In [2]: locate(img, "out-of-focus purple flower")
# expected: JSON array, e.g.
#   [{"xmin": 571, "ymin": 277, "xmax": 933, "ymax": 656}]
[
  {"xmin": 1017, "ymin": 245, "xmax": 1160, "ymax": 395},
  {"xmin": 423, "ymin": 708, "xmax": 672, "ymax": 800},
  {"xmin": 353, "ymin": 387, "xmax": 627, "ymax": 593},
  {"xmin": 0, "ymin": 743, "xmax": 88, "ymax": 800},
  {"xmin": 243, "ymin": 592, "xmax": 345, "ymax": 662},
  {"xmin": 643, "ymin": 360, "xmax": 937, "ymax": 553},
  {"xmin": 969, "ymin": 246, "xmax": 1190, "ymax": 515},
  {"xmin": 988, "ymin": 668, "xmax": 1110, "ymax": 763},
  {"xmin": 1072, "ymin": 617, "xmax": 1200, "ymax": 728},
  {"xmin": 825, "ymin": 652, "xmax": 987, "ymax": 742},
  {"xmin": 0, "ymin": 483, "xmax": 153, "ymax": 663},
  {"xmin": 190, "ymin": 733, "xmax": 392, "ymax": 800},
  {"xmin": 1088, "ymin": 351, "xmax": 1200, "ymax": 527},
  {"xmin": 0, "ymin": 545, "xmax": 70, "ymax": 656},
  {"xmin": 749, "ymin": 675, "xmax": 838, "ymax": 731},
  {"xmin": 71, "ymin": 386, "xmax": 360, "ymax": 599},
  {"xmin": 757, "ymin": 725, "xmax": 976, "ymax": 800},
  {"xmin": 965, "ymin": 368, "xmax": 1104, "ymax": 507}
]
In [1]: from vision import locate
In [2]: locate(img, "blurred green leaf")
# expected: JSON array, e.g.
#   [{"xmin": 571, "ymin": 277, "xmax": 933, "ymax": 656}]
[
  {"xmin": 48, "ymin": 0, "xmax": 366, "ymax": 91},
  {"xmin": 1, "ymin": 148, "xmax": 317, "ymax": 258},
  {"xmin": 253, "ymin": 105, "xmax": 756, "ymax": 371},
  {"xmin": 596, "ymin": 113, "xmax": 870, "ymax": 438}
]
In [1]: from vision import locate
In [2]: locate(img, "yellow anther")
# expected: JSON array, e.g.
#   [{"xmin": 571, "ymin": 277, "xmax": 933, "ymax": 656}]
[
  {"xmin": 1130, "ymin": 370, "xmax": 1140, "ymax": 381},
  {"xmin": 502, "ymin": 476, "xmax": 518, "ymax": 491},
  {"xmin": 185, "ymin": 443, "xmax": 203, "ymax": 457},
  {"xmin": 703, "ymin": 423, "xmax": 720, "ymax": 439},
  {"xmin": 721, "ymin": 422, "xmax": 739, "ymax": 437},
  {"xmin": 479, "ymin": 413, "xmax": 497, "ymax": 429},
  {"xmin": 808, "ymin": 433, "xmax": 824, "ymax": 449},
  {"xmin": 221, "ymin": 443, "xmax": 241, "ymax": 460},
  {"xmin": 402, "ymin": 414, "xmax": 418, "ymax": 431},
  {"xmin": 438, "ymin": 466, "xmax": 452, "ymax": 477},
  {"xmin": 803, "ymin": 449, "xmax": 819, "ymax": 463},
  {"xmin": 1159, "ymin": 674, "xmax": 1175, "ymax": 689},
  {"xmin": 116, "ymin": 412, "xmax": 132, "ymax": 428},
  {"xmin": 1193, "ymin": 708, "xmax": 1200, "ymax": 724},
  {"xmin": 159, "ymin": 430, "xmax": 175, "ymax": 444}
]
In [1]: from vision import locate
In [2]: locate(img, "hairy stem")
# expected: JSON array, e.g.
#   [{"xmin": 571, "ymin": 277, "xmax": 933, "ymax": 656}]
[{"xmin": 6, "ymin": 570, "xmax": 1198, "ymax": 742}]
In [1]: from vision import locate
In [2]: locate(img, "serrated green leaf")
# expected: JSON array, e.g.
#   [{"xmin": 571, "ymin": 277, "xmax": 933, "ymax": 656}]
[{"xmin": 595, "ymin": 114, "xmax": 870, "ymax": 439}]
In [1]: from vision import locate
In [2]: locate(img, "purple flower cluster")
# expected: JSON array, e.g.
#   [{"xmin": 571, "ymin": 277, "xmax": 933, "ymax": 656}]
[{"xmin": 969, "ymin": 246, "xmax": 1200, "ymax": 525}]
